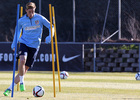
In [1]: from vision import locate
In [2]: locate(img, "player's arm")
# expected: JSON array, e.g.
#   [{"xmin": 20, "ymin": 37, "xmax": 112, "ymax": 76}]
[
  {"xmin": 41, "ymin": 16, "xmax": 54, "ymax": 44},
  {"xmin": 11, "ymin": 20, "xmax": 22, "ymax": 51}
]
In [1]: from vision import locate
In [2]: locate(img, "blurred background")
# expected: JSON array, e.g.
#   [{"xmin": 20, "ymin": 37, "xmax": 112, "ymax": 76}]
[{"xmin": 0, "ymin": 0, "xmax": 140, "ymax": 42}]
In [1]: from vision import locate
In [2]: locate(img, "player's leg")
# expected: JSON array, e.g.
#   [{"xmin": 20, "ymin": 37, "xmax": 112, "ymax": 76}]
[
  {"xmin": 17, "ymin": 43, "xmax": 28, "ymax": 92},
  {"xmin": 19, "ymin": 47, "xmax": 38, "ymax": 91},
  {"xmin": 3, "ymin": 65, "xmax": 29, "ymax": 96},
  {"xmin": 18, "ymin": 44, "xmax": 39, "ymax": 92},
  {"xmin": 14, "ymin": 65, "xmax": 29, "ymax": 84},
  {"xmin": 19, "ymin": 46, "xmax": 39, "ymax": 92},
  {"xmin": 3, "ymin": 43, "xmax": 28, "ymax": 96},
  {"xmin": 18, "ymin": 55, "xmax": 26, "ymax": 91},
  {"xmin": 19, "ymin": 65, "xmax": 29, "ymax": 92}
]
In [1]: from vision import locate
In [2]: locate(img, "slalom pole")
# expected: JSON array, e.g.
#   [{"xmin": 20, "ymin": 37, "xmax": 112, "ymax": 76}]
[
  {"xmin": 17, "ymin": 6, "xmax": 23, "ymax": 91},
  {"xmin": 11, "ymin": 4, "xmax": 20, "ymax": 97},
  {"xmin": 52, "ymin": 6, "xmax": 61, "ymax": 92},
  {"xmin": 49, "ymin": 4, "xmax": 56, "ymax": 97},
  {"xmin": 20, "ymin": 6, "xmax": 23, "ymax": 18}
]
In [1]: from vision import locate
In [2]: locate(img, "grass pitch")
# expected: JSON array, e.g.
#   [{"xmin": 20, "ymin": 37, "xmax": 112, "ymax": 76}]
[{"xmin": 0, "ymin": 71, "xmax": 140, "ymax": 100}]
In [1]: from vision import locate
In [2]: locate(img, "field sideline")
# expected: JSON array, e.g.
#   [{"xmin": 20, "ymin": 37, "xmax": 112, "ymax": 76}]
[{"xmin": 0, "ymin": 71, "xmax": 140, "ymax": 100}]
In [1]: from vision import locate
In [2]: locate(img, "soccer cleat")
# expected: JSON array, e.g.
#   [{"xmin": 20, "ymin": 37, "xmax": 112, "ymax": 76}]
[
  {"xmin": 3, "ymin": 89, "xmax": 11, "ymax": 96},
  {"xmin": 20, "ymin": 83, "xmax": 26, "ymax": 92}
]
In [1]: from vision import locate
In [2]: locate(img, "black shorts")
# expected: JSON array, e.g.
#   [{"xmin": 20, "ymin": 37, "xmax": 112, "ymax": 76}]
[{"xmin": 18, "ymin": 43, "xmax": 39, "ymax": 68}]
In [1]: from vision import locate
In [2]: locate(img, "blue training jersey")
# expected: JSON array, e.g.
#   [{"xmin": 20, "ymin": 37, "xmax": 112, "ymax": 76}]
[{"xmin": 11, "ymin": 13, "xmax": 53, "ymax": 49}]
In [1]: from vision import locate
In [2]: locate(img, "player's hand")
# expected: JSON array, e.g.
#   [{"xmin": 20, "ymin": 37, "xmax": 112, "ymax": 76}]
[
  {"xmin": 11, "ymin": 43, "xmax": 15, "ymax": 51},
  {"xmin": 45, "ymin": 36, "xmax": 51, "ymax": 44},
  {"xmin": 12, "ymin": 48, "xmax": 15, "ymax": 52}
]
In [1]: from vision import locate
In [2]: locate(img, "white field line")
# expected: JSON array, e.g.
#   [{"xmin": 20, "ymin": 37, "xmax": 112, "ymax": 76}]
[
  {"xmin": 1, "ymin": 80, "xmax": 140, "ymax": 90},
  {"xmin": 69, "ymin": 76, "xmax": 134, "ymax": 80},
  {"xmin": 0, "ymin": 73, "xmax": 134, "ymax": 80},
  {"xmin": 26, "ymin": 75, "xmax": 134, "ymax": 80},
  {"xmin": 1, "ymin": 75, "xmax": 134, "ymax": 80}
]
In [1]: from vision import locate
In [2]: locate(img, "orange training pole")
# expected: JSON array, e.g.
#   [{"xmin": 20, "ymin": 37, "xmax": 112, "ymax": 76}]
[
  {"xmin": 49, "ymin": 4, "xmax": 56, "ymax": 97},
  {"xmin": 52, "ymin": 6, "xmax": 61, "ymax": 92}
]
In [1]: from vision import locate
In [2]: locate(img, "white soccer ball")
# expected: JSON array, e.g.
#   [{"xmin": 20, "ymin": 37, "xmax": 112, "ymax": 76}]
[
  {"xmin": 60, "ymin": 71, "xmax": 69, "ymax": 79},
  {"xmin": 135, "ymin": 72, "xmax": 140, "ymax": 80},
  {"xmin": 33, "ymin": 86, "xmax": 45, "ymax": 97}
]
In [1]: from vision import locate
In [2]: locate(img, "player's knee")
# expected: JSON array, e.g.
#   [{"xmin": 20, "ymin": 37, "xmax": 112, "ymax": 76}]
[
  {"xmin": 20, "ymin": 58, "xmax": 26, "ymax": 64},
  {"xmin": 20, "ymin": 56, "xmax": 26, "ymax": 64},
  {"xmin": 20, "ymin": 59, "xmax": 26, "ymax": 64}
]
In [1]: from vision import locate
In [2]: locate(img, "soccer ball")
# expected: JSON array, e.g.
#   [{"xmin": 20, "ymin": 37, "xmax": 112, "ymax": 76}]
[
  {"xmin": 33, "ymin": 86, "xmax": 45, "ymax": 97},
  {"xmin": 60, "ymin": 71, "xmax": 69, "ymax": 79},
  {"xmin": 135, "ymin": 72, "xmax": 140, "ymax": 80}
]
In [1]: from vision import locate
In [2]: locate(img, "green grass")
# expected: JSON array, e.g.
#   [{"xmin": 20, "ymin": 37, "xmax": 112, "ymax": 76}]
[{"xmin": 0, "ymin": 71, "xmax": 140, "ymax": 100}]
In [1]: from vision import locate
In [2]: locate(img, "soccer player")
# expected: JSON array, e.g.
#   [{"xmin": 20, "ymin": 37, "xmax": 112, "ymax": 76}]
[{"xmin": 3, "ymin": 2, "xmax": 54, "ymax": 96}]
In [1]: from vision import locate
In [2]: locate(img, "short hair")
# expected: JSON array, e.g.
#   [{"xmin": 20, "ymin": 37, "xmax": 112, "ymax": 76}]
[{"xmin": 26, "ymin": 2, "xmax": 36, "ymax": 10}]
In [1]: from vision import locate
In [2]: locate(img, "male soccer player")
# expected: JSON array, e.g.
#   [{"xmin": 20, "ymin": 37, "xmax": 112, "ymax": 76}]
[{"xmin": 3, "ymin": 2, "xmax": 54, "ymax": 96}]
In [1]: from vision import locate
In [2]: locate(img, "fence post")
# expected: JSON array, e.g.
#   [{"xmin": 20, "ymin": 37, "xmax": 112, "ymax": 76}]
[
  {"xmin": 118, "ymin": 0, "xmax": 121, "ymax": 39},
  {"xmin": 139, "ymin": 44, "xmax": 140, "ymax": 72},
  {"xmin": 82, "ymin": 44, "xmax": 85, "ymax": 71},
  {"xmin": 93, "ymin": 43, "xmax": 96, "ymax": 72}
]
